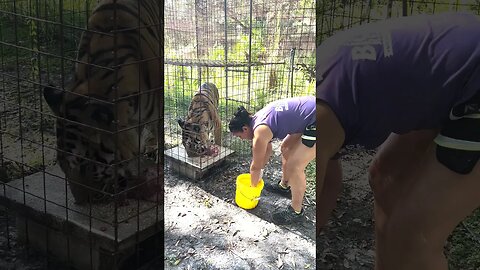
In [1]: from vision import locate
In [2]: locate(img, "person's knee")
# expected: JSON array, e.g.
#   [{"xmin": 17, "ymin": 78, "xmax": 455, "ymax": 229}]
[
  {"xmin": 285, "ymin": 152, "xmax": 308, "ymax": 170},
  {"xmin": 368, "ymin": 158, "xmax": 385, "ymax": 196},
  {"xmin": 284, "ymin": 160, "xmax": 300, "ymax": 176},
  {"xmin": 285, "ymin": 159, "xmax": 306, "ymax": 180}
]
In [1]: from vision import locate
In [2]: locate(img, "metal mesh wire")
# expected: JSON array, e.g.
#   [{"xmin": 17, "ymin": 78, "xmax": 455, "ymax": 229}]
[
  {"xmin": 0, "ymin": 1, "xmax": 163, "ymax": 269},
  {"xmin": 165, "ymin": 0, "xmax": 315, "ymax": 168},
  {"xmin": 317, "ymin": 0, "xmax": 480, "ymax": 44}
]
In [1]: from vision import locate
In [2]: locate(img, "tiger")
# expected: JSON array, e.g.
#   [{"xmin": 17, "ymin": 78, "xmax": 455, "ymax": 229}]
[
  {"xmin": 177, "ymin": 82, "xmax": 222, "ymax": 157},
  {"xmin": 43, "ymin": 0, "xmax": 163, "ymax": 204}
]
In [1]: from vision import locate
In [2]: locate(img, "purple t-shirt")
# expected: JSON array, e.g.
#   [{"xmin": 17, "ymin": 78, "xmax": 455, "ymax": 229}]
[
  {"xmin": 252, "ymin": 96, "xmax": 316, "ymax": 139},
  {"xmin": 317, "ymin": 12, "xmax": 480, "ymax": 149}
]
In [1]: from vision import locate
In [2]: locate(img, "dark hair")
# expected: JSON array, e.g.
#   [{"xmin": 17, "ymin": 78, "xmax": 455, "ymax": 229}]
[{"xmin": 228, "ymin": 106, "xmax": 252, "ymax": 132}]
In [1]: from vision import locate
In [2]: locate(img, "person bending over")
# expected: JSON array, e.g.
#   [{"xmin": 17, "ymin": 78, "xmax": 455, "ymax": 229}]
[
  {"xmin": 229, "ymin": 96, "xmax": 316, "ymax": 224},
  {"xmin": 316, "ymin": 12, "xmax": 480, "ymax": 270}
]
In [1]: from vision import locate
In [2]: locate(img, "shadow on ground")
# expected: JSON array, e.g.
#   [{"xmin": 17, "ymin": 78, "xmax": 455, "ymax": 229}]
[{"xmin": 167, "ymin": 155, "xmax": 316, "ymax": 240}]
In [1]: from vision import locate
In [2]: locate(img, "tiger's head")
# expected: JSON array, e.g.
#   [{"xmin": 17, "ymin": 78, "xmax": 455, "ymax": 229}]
[
  {"xmin": 44, "ymin": 85, "xmax": 116, "ymax": 155},
  {"xmin": 43, "ymin": 85, "xmax": 121, "ymax": 202},
  {"xmin": 177, "ymin": 118, "xmax": 212, "ymax": 157}
]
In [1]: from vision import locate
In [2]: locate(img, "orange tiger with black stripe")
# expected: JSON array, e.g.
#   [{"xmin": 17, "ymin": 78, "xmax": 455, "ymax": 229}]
[
  {"xmin": 177, "ymin": 82, "xmax": 222, "ymax": 157},
  {"xmin": 43, "ymin": 0, "xmax": 162, "ymax": 204}
]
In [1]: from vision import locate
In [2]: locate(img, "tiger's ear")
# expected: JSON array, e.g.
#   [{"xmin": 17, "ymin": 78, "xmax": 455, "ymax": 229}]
[
  {"xmin": 177, "ymin": 118, "xmax": 185, "ymax": 128},
  {"xmin": 43, "ymin": 85, "xmax": 64, "ymax": 116}
]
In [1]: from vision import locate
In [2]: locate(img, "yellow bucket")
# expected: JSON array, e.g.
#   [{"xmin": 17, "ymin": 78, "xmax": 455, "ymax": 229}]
[{"xmin": 235, "ymin": 173, "xmax": 264, "ymax": 210}]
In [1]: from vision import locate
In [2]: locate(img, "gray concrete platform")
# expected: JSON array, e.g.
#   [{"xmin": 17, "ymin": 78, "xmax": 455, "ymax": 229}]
[
  {"xmin": 164, "ymin": 145, "xmax": 234, "ymax": 180},
  {"xmin": 0, "ymin": 165, "xmax": 163, "ymax": 270}
]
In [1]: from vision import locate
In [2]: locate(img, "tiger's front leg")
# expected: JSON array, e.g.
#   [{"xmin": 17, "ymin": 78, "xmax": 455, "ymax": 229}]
[
  {"xmin": 207, "ymin": 114, "xmax": 222, "ymax": 157},
  {"xmin": 213, "ymin": 114, "xmax": 222, "ymax": 146}
]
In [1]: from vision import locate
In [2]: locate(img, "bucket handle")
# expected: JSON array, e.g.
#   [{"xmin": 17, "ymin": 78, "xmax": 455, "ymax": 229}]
[{"xmin": 239, "ymin": 190, "xmax": 261, "ymax": 201}]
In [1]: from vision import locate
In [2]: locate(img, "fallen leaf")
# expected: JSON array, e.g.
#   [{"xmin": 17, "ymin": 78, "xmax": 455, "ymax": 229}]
[{"xmin": 276, "ymin": 255, "xmax": 284, "ymax": 268}]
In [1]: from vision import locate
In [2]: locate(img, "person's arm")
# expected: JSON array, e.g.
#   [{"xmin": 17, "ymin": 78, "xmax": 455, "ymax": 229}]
[
  {"xmin": 263, "ymin": 141, "xmax": 273, "ymax": 167},
  {"xmin": 250, "ymin": 125, "xmax": 273, "ymax": 187},
  {"xmin": 317, "ymin": 158, "xmax": 343, "ymax": 235},
  {"xmin": 316, "ymin": 101, "xmax": 345, "ymax": 234}
]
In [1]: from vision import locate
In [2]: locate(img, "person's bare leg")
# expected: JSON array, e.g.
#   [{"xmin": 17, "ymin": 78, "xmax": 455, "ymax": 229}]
[
  {"xmin": 316, "ymin": 159, "xmax": 342, "ymax": 235},
  {"xmin": 281, "ymin": 134, "xmax": 302, "ymax": 186},
  {"xmin": 382, "ymin": 144, "xmax": 480, "ymax": 270},
  {"xmin": 368, "ymin": 130, "xmax": 438, "ymax": 270},
  {"xmin": 285, "ymin": 139, "xmax": 316, "ymax": 212},
  {"xmin": 281, "ymin": 154, "xmax": 288, "ymax": 186}
]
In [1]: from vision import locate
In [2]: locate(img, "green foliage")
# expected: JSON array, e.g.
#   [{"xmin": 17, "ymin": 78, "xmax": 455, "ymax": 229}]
[
  {"xmin": 447, "ymin": 209, "xmax": 480, "ymax": 269},
  {"xmin": 166, "ymin": 24, "xmax": 314, "ymax": 115},
  {"xmin": 0, "ymin": 14, "xmax": 76, "ymax": 86},
  {"xmin": 304, "ymin": 159, "xmax": 316, "ymax": 201},
  {"xmin": 209, "ymin": 46, "xmax": 226, "ymax": 61},
  {"xmin": 0, "ymin": 0, "xmax": 98, "ymax": 63}
]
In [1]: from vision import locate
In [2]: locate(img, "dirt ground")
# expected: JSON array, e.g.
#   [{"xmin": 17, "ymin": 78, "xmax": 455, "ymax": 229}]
[
  {"xmin": 162, "ymin": 145, "xmax": 317, "ymax": 269},
  {"xmin": 317, "ymin": 151, "xmax": 376, "ymax": 270}
]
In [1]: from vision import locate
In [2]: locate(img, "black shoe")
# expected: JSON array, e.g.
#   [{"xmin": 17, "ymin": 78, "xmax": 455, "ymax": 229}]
[
  {"xmin": 265, "ymin": 180, "xmax": 291, "ymax": 198},
  {"xmin": 272, "ymin": 205, "xmax": 304, "ymax": 225}
]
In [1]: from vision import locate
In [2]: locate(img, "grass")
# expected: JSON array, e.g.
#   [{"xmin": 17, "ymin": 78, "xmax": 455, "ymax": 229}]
[
  {"xmin": 447, "ymin": 209, "xmax": 480, "ymax": 269},
  {"xmin": 304, "ymin": 160, "xmax": 316, "ymax": 202}
]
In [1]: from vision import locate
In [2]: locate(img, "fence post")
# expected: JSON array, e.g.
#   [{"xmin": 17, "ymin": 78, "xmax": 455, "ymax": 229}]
[
  {"xmin": 387, "ymin": 0, "xmax": 393, "ymax": 18},
  {"xmin": 289, "ymin": 47, "xmax": 296, "ymax": 97},
  {"xmin": 247, "ymin": 0, "xmax": 253, "ymax": 107},
  {"xmin": 224, "ymin": 0, "xmax": 229, "ymax": 116}
]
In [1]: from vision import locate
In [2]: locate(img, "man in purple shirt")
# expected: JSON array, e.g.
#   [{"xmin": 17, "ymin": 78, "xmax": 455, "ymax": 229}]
[
  {"xmin": 316, "ymin": 12, "xmax": 480, "ymax": 269},
  {"xmin": 229, "ymin": 96, "xmax": 316, "ymax": 224}
]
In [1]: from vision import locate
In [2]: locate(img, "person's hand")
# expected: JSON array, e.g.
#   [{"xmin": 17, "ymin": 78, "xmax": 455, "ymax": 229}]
[
  {"xmin": 250, "ymin": 168, "xmax": 263, "ymax": 187},
  {"xmin": 251, "ymin": 169, "xmax": 264, "ymax": 187},
  {"xmin": 250, "ymin": 178, "xmax": 260, "ymax": 187}
]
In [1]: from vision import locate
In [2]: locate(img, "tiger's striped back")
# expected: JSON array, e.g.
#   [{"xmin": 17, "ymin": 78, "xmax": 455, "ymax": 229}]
[{"xmin": 44, "ymin": 0, "xmax": 162, "ymax": 203}]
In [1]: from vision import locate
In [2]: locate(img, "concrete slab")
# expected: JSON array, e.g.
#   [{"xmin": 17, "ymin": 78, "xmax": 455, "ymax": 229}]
[
  {"xmin": 0, "ymin": 165, "xmax": 163, "ymax": 270},
  {"xmin": 164, "ymin": 145, "xmax": 235, "ymax": 180}
]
